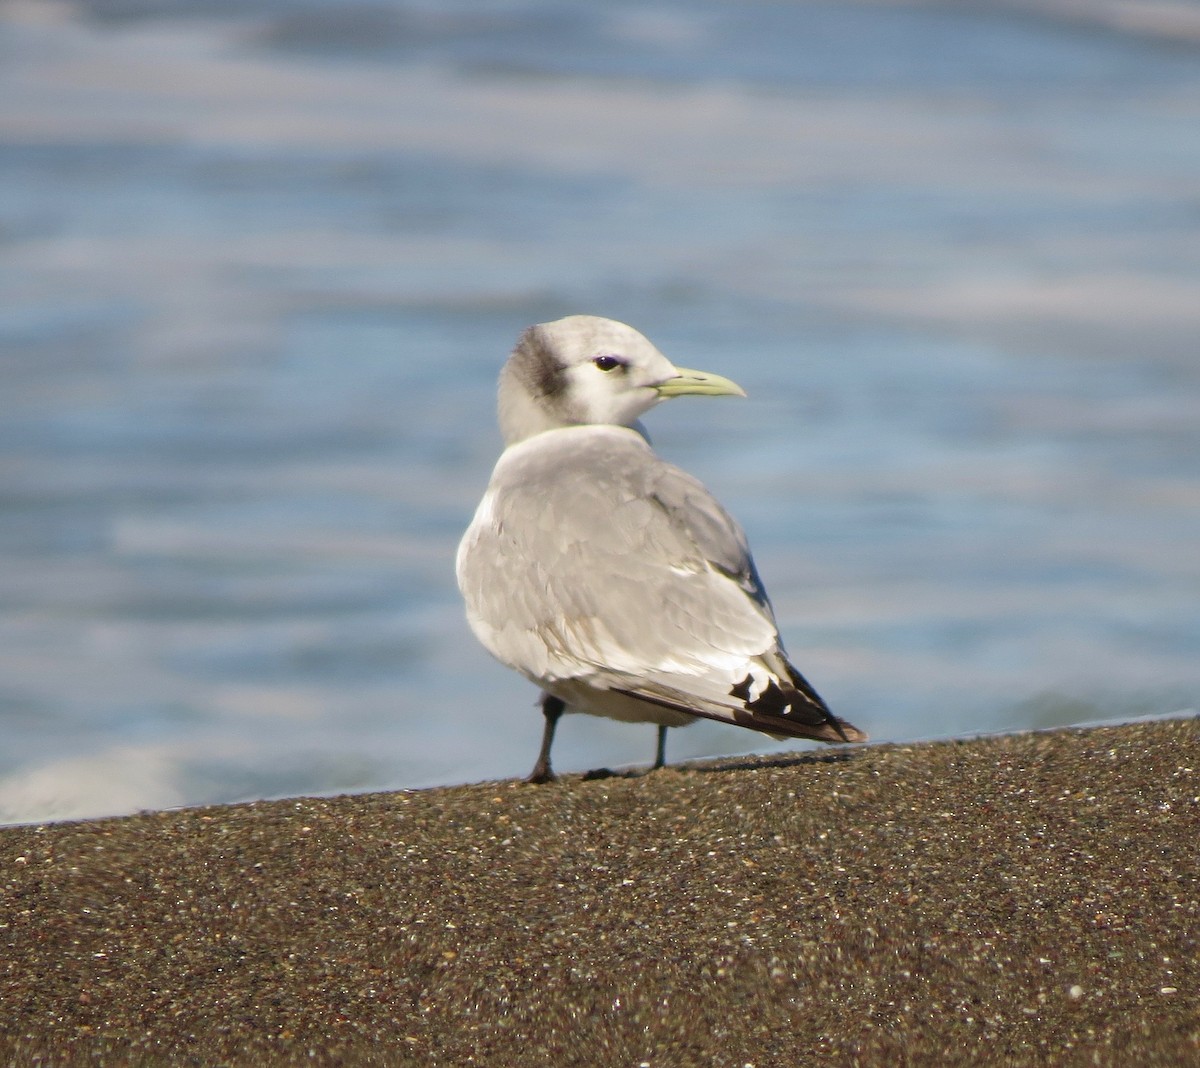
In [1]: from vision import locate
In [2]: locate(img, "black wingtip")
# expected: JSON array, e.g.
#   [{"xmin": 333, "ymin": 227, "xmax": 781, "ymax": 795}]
[
  {"xmin": 781, "ymin": 663, "xmax": 867, "ymax": 745},
  {"xmin": 610, "ymin": 681, "xmax": 868, "ymax": 746}
]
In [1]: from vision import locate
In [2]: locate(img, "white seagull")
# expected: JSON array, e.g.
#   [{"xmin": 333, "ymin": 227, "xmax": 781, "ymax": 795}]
[{"xmin": 456, "ymin": 315, "xmax": 866, "ymax": 782}]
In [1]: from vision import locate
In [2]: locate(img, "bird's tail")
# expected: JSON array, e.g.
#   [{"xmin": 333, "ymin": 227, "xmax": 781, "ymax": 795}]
[{"xmin": 613, "ymin": 657, "xmax": 867, "ymax": 745}]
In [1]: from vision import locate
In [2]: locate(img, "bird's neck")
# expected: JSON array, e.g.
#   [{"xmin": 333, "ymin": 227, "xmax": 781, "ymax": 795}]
[{"xmin": 497, "ymin": 370, "xmax": 569, "ymax": 444}]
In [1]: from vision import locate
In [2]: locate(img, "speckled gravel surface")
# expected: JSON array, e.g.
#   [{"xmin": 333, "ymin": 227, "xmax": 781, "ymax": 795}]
[{"xmin": 2, "ymin": 718, "xmax": 1198, "ymax": 1066}]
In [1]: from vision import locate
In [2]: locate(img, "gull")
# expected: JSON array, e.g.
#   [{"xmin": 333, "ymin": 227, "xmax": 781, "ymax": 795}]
[{"xmin": 456, "ymin": 315, "xmax": 866, "ymax": 782}]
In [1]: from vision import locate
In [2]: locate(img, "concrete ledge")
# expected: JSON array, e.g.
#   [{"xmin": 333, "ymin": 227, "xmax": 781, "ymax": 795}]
[{"xmin": 2, "ymin": 718, "xmax": 1197, "ymax": 1064}]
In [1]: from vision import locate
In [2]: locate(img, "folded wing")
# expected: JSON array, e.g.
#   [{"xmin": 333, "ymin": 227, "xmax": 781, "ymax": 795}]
[{"xmin": 456, "ymin": 425, "xmax": 865, "ymax": 744}]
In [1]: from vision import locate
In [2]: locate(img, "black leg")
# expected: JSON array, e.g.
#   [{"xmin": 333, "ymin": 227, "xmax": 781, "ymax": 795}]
[
  {"xmin": 527, "ymin": 693, "xmax": 565, "ymax": 784},
  {"xmin": 652, "ymin": 724, "xmax": 668, "ymax": 770}
]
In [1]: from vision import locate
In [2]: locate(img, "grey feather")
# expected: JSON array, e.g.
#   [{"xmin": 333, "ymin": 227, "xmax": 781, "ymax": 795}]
[{"xmin": 458, "ymin": 425, "xmax": 863, "ymax": 741}]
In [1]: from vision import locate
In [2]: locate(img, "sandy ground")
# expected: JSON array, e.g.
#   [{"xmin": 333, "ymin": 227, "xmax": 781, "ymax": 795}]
[{"xmin": 2, "ymin": 717, "xmax": 1197, "ymax": 1065}]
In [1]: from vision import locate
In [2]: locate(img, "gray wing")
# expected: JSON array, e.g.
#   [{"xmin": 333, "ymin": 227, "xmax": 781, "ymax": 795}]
[
  {"xmin": 457, "ymin": 426, "xmax": 853, "ymax": 739},
  {"xmin": 458, "ymin": 426, "xmax": 777, "ymax": 676}
]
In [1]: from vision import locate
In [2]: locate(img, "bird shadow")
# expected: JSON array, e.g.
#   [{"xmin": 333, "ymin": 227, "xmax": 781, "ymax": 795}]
[
  {"xmin": 681, "ymin": 750, "xmax": 858, "ymax": 775},
  {"xmin": 578, "ymin": 749, "xmax": 856, "ymax": 782},
  {"xmin": 580, "ymin": 766, "xmax": 644, "ymax": 782}
]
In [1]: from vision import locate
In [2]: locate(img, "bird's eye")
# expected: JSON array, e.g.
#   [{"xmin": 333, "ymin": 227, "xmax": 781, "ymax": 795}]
[{"xmin": 593, "ymin": 354, "xmax": 623, "ymax": 372}]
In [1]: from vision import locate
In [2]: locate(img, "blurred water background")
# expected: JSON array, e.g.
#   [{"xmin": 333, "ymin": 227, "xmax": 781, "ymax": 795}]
[{"xmin": 2, "ymin": 0, "xmax": 1198, "ymax": 824}]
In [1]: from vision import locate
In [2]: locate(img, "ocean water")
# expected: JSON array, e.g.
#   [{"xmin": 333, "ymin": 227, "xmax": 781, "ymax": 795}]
[{"xmin": 1, "ymin": 0, "xmax": 1198, "ymax": 824}]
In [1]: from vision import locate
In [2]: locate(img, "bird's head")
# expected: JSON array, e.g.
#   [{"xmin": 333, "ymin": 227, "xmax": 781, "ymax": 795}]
[{"xmin": 498, "ymin": 315, "xmax": 745, "ymax": 444}]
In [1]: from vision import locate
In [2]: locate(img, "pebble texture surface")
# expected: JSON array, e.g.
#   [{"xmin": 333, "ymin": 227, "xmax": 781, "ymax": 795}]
[{"xmin": 2, "ymin": 719, "xmax": 1198, "ymax": 1065}]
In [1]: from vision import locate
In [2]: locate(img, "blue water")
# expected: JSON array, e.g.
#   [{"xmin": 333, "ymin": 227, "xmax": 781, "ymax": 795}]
[{"xmin": 2, "ymin": 0, "xmax": 1198, "ymax": 823}]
